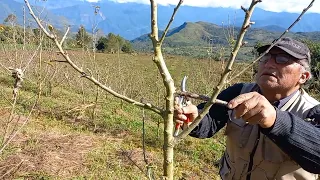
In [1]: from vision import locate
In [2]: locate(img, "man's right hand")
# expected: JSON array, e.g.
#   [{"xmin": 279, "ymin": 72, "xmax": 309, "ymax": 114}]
[{"xmin": 174, "ymin": 97, "xmax": 198, "ymax": 126}]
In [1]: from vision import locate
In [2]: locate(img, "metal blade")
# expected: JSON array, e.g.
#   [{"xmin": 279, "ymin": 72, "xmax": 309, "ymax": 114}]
[{"xmin": 181, "ymin": 75, "xmax": 188, "ymax": 92}]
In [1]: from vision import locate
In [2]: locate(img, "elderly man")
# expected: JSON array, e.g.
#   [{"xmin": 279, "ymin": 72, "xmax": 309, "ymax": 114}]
[{"xmin": 175, "ymin": 37, "xmax": 320, "ymax": 179}]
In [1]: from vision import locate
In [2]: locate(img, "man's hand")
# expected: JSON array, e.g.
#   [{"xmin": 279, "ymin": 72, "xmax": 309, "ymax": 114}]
[
  {"xmin": 227, "ymin": 92, "xmax": 276, "ymax": 128},
  {"xmin": 174, "ymin": 97, "xmax": 198, "ymax": 126}
]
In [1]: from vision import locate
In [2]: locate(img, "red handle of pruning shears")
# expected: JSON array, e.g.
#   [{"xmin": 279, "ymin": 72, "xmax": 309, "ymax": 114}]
[{"xmin": 174, "ymin": 114, "xmax": 191, "ymax": 136}]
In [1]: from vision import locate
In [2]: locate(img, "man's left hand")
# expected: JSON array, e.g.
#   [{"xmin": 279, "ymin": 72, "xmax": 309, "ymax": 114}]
[{"xmin": 227, "ymin": 92, "xmax": 276, "ymax": 128}]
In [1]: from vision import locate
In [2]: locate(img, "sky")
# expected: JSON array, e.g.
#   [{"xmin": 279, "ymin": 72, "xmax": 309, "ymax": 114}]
[{"xmin": 86, "ymin": 0, "xmax": 320, "ymax": 13}]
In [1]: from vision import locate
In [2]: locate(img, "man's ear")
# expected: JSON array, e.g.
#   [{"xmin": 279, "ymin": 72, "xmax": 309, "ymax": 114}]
[{"xmin": 299, "ymin": 71, "xmax": 311, "ymax": 84}]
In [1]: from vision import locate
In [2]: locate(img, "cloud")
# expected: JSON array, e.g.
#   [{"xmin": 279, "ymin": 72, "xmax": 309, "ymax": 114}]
[{"xmin": 107, "ymin": 0, "xmax": 320, "ymax": 13}]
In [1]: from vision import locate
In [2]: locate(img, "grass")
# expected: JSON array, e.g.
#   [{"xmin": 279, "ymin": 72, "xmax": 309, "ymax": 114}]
[{"xmin": 0, "ymin": 46, "xmax": 318, "ymax": 179}]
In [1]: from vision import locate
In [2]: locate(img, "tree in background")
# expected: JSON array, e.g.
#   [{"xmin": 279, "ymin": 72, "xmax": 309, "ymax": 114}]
[
  {"xmin": 121, "ymin": 41, "xmax": 133, "ymax": 53},
  {"xmin": 4, "ymin": 14, "xmax": 17, "ymax": 26},
  {"xmin": 75, "ymin": 25, "xmax": 92, "ymax": 49},
  {"xmin": 2, "ymin": 14, "xmax": 20, "ymax": 44},
  {"xmin": 96, "ymin": 32, "xmax": 133, "ymax": 53},
  {"xmin": 306, "ymin": 41, "xmax": 320, "ymax": 78},
  {"xmin": 96, "ymin": 36, "xmax": 108, "ymax": 52},
  {"xmin": 106, "ymin": 33, "xmax": 123, "ymax": 53}
]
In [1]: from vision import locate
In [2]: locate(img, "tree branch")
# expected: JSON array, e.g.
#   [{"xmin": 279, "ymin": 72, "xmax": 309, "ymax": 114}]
[
  {"xmin": 176, "ymin": 92, "xmax": 228, "ymax": 106},
  {"xmin": 226, "ymin": 0, "xmax": 315, "ymax": 84},
  {"xmin": 60, "ymin": 26, "xmax": 70, "ymax": 46},
  {"xmin": 174, "ymin": 0, "xmax": 260, "ymax": 143},
  {"xmin": 24, "ymin": 0, "xmax": 54, "ymax": 39},
  {"xmin": 24, "ymin": 0, "xmax": 163, "ymax": 115},
  {"xmin": 22, "ymin": 38, "xmax": 43, "ymax": 73},
  {"xmin": 149, "ymin": 0, "xmax": 177, "ymax": 178},
  {"xmin": 149, "ymin": 0, "xmax": 159, "ymax": 43},
  {"xmin": 158, "ymin": 0, "xmax": 183, "ymax": 45}
]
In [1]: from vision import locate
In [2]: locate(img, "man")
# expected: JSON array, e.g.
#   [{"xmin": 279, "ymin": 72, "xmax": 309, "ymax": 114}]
[{"xmin": 175, "ymin": 37, "xmax": 320, "ymax": 179}]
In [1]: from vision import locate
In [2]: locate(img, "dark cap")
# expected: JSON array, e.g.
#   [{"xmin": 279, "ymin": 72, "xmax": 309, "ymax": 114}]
[{"xmin": 257, "ymin": 37, "xmax": 311, "ymax": 64}]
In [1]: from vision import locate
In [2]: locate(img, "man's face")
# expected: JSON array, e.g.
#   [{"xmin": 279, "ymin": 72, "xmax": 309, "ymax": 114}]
[{"xmin": 255, "ymin": 48, "xmax": 305, "ymax": 94}]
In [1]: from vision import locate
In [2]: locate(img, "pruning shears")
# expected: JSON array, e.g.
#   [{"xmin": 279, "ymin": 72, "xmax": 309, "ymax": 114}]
[{"xmin": 174, "ymin": 76, "xmax": 191, "ymax": 136}]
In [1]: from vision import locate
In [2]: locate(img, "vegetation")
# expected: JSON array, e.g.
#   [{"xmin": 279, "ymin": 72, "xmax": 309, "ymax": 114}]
[
  {"xmin": 75, "ymin": 25, "xmax": 92, "ymax": 49},
  {"xmin": 0, "ymin": 48, "xmax": 316, "ymax": 179},
  {"xmin": 304, "ymin": 40, "xmax": 320, "ymax": 95},
  {"xmin": 96, "ymin": 33, "xmax": 133, "ymax": 53},
  {"xmin": 0, "ymin": 1, "xmax": 319, "ymax": 179},
  {"xmin": 0, "ymin": 22, "xmax": 134, "ymax": 54},
  {"xmin": 0, "ymin": 48, "xmax": 254, "ymax": 179}
]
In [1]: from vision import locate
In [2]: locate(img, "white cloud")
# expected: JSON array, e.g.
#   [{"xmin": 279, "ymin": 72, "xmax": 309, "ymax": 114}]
[{"xmin": 107, "ymin": 0, "xmax": 320, "ymax": 13}]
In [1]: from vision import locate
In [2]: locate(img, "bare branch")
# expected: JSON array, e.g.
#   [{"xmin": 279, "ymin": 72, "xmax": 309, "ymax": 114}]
[
  {"xmin": 57, "ymin": 41, "xmax": 162, "ymax": 114},
  {"xmin": 23, "ymin": 0, "xmax": 54, "ymax": 39},
  {"xmin": 176, "ymin": 92, "xmax": 228, "ymax": 106},
  {"xmin": 140, "ymin": 98, "xmax": 156, "ymax": 179},
  {"xmin": 0, "ymin": 62, "xmax": 12, "ymax": 74},
  {"xmin": 174, "ymin": 0, "xmax": 260, "ymax": 142},
  {"xmin": 241, "ymin": 6, "xmax": 248, "ymax": 13},
  {"xmin": 24, "ymin": 0, "xmax": 163, "ymax": 115},
  {"xmin": 1, "ymin": 93, "xmax": 17, "ymax": 146},
  {"xmin": 149, "ymin": 0, "xmax": 159, "ymax": 43},
  {"xmin": 149, "ymin": 1, "xmax": 177, "ymax": 178},
  {"xmin": 120, "ymin": 148, "xmax": 150, "ymax": 178},
  {"xmin": 60, "ymin": 26, "xmax": 70, "ymax": 46},
  {"xmin": 158, "ymin": 0, "xmax": 183, "ymax": 45},
  {"xmin": 22, "ymin": 38, "xmax": 43, "ymax": 73},
  {"xmin": 0, "ymin": 96, "xmax": 38, "ymax": 154},
  {"xmin": 226, "ymin": 0, "xmax": 315, "ymax": 84}
]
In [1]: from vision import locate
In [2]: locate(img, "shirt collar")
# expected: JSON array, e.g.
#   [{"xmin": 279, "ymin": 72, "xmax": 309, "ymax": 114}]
[{"xmin": 275, "ymin": 90, "xmax": 299, "ymax": 108}]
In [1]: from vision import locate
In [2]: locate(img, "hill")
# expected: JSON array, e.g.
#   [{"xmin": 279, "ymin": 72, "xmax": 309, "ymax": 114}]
[
  {"xmin": 50, "ymin": 3, "xmax": 320, "ymax": 40},
  {"xmin": 131, "ymin": 21, "xmax": 320, "ymax": 59}
]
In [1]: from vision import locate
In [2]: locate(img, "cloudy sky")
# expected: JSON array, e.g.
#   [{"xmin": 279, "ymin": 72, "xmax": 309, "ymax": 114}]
[{"xmin": 86, "ymin": 0, "xmax": 320, "ymax": 13}]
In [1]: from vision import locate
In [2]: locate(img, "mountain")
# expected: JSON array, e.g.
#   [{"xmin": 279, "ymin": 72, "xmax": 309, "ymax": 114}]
[
  {"xmin": 3, "ymin": 0, "xmax": 320, "ymax": 40},
  {"xmin": 132, "ymin": 21, "xmax": 320, "ymax": 47},
  {"xmin": 0, "ymin": 0, "xmax": 70, "ymax": 30},
  {"xmin": 49, "ymin": 2, "xmax": 320, "ymax": 40},
  {"xmin": 131, "ymin": 21, "xmax": 320, "ymax": 59}
]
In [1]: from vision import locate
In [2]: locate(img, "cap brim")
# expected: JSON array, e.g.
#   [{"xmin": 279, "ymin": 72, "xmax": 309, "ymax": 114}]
[{"xmin": 257, "ymin": 44, "xmax": 306, "ymax": 59}]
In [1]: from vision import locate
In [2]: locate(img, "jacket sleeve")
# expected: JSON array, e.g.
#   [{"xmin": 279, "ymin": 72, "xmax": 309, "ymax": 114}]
[
  {"xmin": 189, "ymin": 83, "xmax": 243, "ymax": 139},
  {"xmin": 261, "ymin": 104, "xmax": 320, "ymax": 173}
]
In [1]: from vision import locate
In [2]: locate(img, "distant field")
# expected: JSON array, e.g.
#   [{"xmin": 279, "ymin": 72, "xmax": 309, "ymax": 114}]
[{"xmin": 0, "ymin": 45, "xmax": 317, "ymax": 179}]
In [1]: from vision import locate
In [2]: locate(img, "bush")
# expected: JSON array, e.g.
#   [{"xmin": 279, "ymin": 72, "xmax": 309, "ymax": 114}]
[{"xmin": 304, "ymin": 40, "xmax": 320, "ymax": 93}]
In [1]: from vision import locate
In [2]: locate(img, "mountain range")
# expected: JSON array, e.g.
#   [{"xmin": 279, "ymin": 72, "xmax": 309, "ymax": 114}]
[
  {"xmin": 131, "ymin": 21, "xmax": 320, "ymax": 59},
  {"xmin": 1, "ymin": 0, "xmax": 320, "ymax": 41}
]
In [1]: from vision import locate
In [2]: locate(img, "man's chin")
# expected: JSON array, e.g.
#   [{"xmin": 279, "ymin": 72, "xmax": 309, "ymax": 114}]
[{"xmin": 257, "ymin": 80, "xmax": 279, "ymax": 90}]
